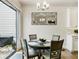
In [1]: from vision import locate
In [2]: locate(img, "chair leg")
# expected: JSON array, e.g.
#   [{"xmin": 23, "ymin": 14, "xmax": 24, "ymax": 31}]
[
  {"xmin": 38, "ymin": 56, "xmax": 40, "ymax": 59},
  {"xmin": 22, "ymin": 55, "xmax": 24, "ymax": 59},
  {"xmin": 22, "ymin": 52, "xmax": 24, "ymax": 59},
  {"xmin": 59, "ymin": 54, "xmax": 61, "ymax": 59},
  {"xmin": 42, "ymin": 56, "xmax": 45, "ymax": 59}
]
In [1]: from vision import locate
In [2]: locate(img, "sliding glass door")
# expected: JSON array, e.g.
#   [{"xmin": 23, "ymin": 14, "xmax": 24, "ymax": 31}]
[{"xmin": 0, "ymin": 1, "xmax": 16, "ymax": 59}]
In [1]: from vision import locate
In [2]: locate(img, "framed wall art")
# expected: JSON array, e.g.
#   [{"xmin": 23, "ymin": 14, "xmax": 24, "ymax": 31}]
[{"xmin": 31, "ymin": 12, "xmax": 57, "ymax": 25}]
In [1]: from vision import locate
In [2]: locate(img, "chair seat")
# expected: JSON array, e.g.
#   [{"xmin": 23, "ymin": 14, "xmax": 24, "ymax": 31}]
[
  {"xmin": 28, "ymin": 48, "xmax": 39, "ymax": 57},
  {"xmin": 21, "ymin": 39, "xmax": 39, "ymax": 59}
]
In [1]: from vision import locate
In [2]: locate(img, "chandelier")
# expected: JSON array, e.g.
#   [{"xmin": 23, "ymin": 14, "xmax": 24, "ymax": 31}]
[{"xmin": 37, "ymin": 1, "xmax": 49, "ymax": 10}]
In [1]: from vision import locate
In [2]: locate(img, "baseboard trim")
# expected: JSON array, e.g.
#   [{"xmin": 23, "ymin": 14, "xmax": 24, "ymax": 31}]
[
  {"xmin": 62, "ymin": 48, "xmax": 66, "ymax": 51},
  {"xmin": 71, "ymin": 51, "xmax": 78, "ymax": 54},
  {"xmin": 65, "ymin": 49, "xmax": 78, "ymax": 53},
  {"xmin": 16, "ymin": 48, "xmax": 22, "ymax": 51}
]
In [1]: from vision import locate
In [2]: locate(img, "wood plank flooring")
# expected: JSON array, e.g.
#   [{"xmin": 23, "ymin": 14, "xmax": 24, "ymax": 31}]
[
  {"xmin": 61, "ymin": 50, "xmax": 78, "ymax": 59},
  {"xmin": 10, "ymin": 50, "xmax": 78, "ymax": 59},
  {"xmin": 40, "ymin": 50, "xmax": 78, "ymax": 59}
]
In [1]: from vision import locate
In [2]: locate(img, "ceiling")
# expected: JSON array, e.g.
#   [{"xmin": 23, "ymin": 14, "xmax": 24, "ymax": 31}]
[{"xmin": 19, "ymin": 0, "xmax": 78, "ymax": 6}]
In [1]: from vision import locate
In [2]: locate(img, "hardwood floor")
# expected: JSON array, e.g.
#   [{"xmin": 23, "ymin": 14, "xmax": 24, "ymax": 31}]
[
  {"xmin": 61, "ymin": 50, "xmax": 78, "ymax": 59},
  {"xmin": 32, "ymin": 50, "xmax": 78, "ymax": 59},
  {"xmin": 10, "ymin": 50, "xmax": 78, "ymax": 59}
]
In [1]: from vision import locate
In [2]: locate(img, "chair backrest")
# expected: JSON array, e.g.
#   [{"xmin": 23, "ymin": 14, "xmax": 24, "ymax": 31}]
[
  {"xmin": 21, "ymin": 39, "xmax": 29, "ymax": 59},
  {"xmin": 50, "ymin": 39, "xmax": 64, "ymax": 59},
  {"xmin": 29, "ymin": 34, "xmax": 37, "ymax": 41},
  {"xmin": 52, "ymin": 35, "xmax": 60, "ymax": 41}
]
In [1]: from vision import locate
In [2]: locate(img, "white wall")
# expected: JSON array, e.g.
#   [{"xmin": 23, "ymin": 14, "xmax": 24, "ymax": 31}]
[
  {"xmin": 69, "ymin": 7, "xmax": 78, "ymax": 27},
  {"xmin": 23, "ymin": 5, "xmax": 78, "ymax": 48},
  {"xmin": 23, "ymin": 6, "xmax": 68, "ymax": 48},
  {"xmin": 66, "ymin": 7, "xmax": 78, "ymax": 28},
  {"xmin": 66, "ymin": 7, "xmax": 78, "ymax": 51}
]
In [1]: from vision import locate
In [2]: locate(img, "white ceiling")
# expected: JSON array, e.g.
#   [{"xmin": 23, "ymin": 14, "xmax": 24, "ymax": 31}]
[{"xmin": 19, "ymin": 0, "xmax": 78, "ymax": 6}]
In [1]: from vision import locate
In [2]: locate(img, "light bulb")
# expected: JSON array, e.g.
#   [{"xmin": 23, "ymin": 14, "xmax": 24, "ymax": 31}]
[
  {"xmin": 37, "ymin": 2, "xmax": 40, "ymax": 9},
  {"xmin": 46, "ymin": 4, "xmax": 49, "ymax": 9},
  {"xmin": 36, "ymin": 1, "xmax": 49, "ymax": 10},
  {"xmin": 42, "ymin": 1, "xmax": 49, "ymax": 10},
  {"xmin": 43, "ymin": 1, "xmax": 47, "ymax": 6},
  {"xmin": 43, "ymin": 1, "xmax": 47, "ymax": 8}
]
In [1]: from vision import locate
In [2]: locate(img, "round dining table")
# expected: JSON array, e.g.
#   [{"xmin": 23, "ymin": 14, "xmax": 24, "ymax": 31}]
[{"xmin": 28, "ymin": 40, "xmax": 51, "ymax": 59}]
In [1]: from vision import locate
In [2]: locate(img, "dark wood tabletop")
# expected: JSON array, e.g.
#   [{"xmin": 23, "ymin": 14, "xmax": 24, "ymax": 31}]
[
  {"xmin": 28, "ymin": 40, "xmax": 50, "ymax": 49},
  {"xmin": 28, "ymin": 40, "xmax": 51, "ymax": 59}
]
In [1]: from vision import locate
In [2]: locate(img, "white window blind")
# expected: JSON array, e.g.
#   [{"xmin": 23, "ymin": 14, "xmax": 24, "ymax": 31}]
[{"xmin": 0, "ymin": 2, "xmax": 16, "ymax": 38}]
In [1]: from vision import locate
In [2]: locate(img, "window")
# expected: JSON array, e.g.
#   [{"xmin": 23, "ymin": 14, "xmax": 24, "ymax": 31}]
[
  {"xmin": 0, "ymin": 1, "xmax": 16, "ymax": 41},
  {"xmin": 0, "ymin": 1, "xmax": 17, "ymax": 59}
]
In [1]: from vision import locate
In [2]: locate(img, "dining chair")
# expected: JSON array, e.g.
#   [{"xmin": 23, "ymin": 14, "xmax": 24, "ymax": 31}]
[
  {"xmin": 43, "ymin": 39, "xmax": 64, "ymax": 59},
  {"xmin": 29, "ymin": 34, "xmax": 37, "ymax": 41},
  {"xmin": 21, "ymin": 39, "xmax": 39, "ymax": 59},
  {"xmin": 45, "ymin": 35, "xmax": 60, "ymax": 52},
  {"xmin": 29, "ymin": 34, "xmax": 39, "ymax": 55},
  {"xmin": 52, "ymin": 35, "xmax": 60, "ymax": 41}
]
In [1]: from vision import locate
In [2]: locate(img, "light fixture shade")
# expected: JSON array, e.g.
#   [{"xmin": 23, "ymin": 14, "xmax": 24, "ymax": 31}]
[
  {"xmin": 37, "ymin": 2, "xmax": 40, "ymax": 9},
  {"xmin": 37, "ymin": 1, "xmax": 49, "ymax": 10},
  {"xmin": 46, "ymin": 4, "xmax": 49, "ymax": 9}
]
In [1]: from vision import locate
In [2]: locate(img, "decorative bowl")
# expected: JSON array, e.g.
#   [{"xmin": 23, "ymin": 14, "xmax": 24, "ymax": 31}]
[
  {"xmin": 74, "ymin": 29, "xmax": 78, "ymax": 33},
  {"xmin": 39, "ymin": 39, "xmax": 46, "ymax": 42}
]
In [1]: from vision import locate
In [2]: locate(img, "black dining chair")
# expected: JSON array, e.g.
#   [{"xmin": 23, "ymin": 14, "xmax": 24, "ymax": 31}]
[
  {"xmin": 29, "ymin": 34, "xmax": 37, "ymax": 41},
  {"xmin": 21, "ymin": 39, "xmax": 39, "ymax": 59},
  {"xmin": 43, "ymin": 39, "xmax": 64, "ymax": 59},
  {"xmin": 45, "ymin": 35, "xmax": 60, "ymax": 52},
  {"xmin": 52, "ymin": 35, "xmax": 60, "ymax": 41}
]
